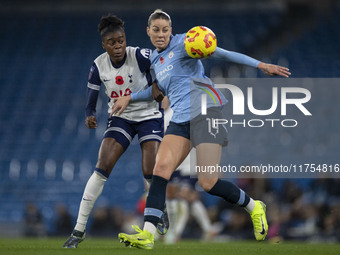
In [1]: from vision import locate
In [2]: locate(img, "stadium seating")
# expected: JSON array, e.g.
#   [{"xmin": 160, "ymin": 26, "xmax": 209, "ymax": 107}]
[{"xmin": 0, "ymin": 8, "xmax": 339, "ymax": 236}]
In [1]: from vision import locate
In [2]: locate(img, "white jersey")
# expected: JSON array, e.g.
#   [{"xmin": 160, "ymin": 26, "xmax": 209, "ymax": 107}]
[{"xmin": 87, "ymin": 46, "xmax": 162, "ymax": 122}]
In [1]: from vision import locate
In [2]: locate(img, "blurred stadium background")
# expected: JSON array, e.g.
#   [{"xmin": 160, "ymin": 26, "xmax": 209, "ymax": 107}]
[{"xmin": 0, "ymin": 0, "xmax": 339, "ymax": 242}]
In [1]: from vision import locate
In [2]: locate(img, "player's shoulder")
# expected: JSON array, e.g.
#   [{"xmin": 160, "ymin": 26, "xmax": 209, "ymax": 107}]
[
  {"xmin": 126, "ymin": 46, "xmax": 137, "ymax": 55},
  {"xmin": 94, "ymin": 52, "xmax": 109, "ymax": 65},
  {"xmin": 131, "ymin": 46, "xmax": 152, "ymax": 60},
  {"xmin": 171, "ymin": 33, "xmax": 186, "ymax": 45}
]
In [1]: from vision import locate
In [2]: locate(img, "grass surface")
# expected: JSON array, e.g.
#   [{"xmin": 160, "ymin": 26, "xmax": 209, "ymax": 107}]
[{"xmin": 0, "ymin": 238, "xmax": 339, "ymax": 255}]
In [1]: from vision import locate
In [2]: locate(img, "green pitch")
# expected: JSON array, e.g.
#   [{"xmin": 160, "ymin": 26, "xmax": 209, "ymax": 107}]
[{"xmin": 0, "ymin": 238, "xmax": 339, "ymax": 255}]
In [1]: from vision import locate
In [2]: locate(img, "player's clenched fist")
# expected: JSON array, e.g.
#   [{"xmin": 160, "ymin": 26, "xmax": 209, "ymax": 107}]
[{"xmin": 85, "ymin": 116, "xmax": 97, "ymax": 129}]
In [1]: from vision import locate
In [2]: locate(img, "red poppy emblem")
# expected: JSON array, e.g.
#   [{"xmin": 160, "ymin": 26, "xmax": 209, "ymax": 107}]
[
  {"xmin": 160, "ymin": 57, "xmax": 164, "ymax": 64},
  {"xmin": 115, "ymin": 76, "xmax": 124, "ymax": 85}
]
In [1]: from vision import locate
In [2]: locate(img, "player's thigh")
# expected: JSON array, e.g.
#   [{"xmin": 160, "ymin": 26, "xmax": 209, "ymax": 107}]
[
  {"xmin": 96, "ymin": 137, "xmax": 125, "ymax": 175},
  {"xmin": 137, "ymin": 118, "xmax": 163, "ymax": 175},
  {"xmin": 97, "ymin": 116, "xmax": 137, "ymax": 174},
  {"xmin": 153, "ymin": 134, "xmax": 191, "ymax": 180},
  {"xmin": 196, "ymin": 142, "xmax": 222, "ymax": 167},
  {"xmin": 141, "ymin": 140, "xmax": 160, "ymax": 176}
]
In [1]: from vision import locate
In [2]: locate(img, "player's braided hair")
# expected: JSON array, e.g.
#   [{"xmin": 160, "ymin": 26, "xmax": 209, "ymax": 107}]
[
  {"xmin": 148, "ymin": 9, "xmax": 172, "ymax": 27},
  {"xmin": 98, "ymin": 14, "xmax": 125, "ymax": 38}
]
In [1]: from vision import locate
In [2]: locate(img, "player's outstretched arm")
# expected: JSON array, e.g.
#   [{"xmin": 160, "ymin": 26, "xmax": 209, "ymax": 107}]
[
  {"xmin": 110, "ymin": 96, "xmax": 131, "ymax": 117},
  {"xmin": 110, "ymin": 82, "xmax": 160, "ymax": 117},
  {"xmin": 212, "ymin": 47, "xmax": 290, "ymax": 78},
  {"xmin": 257, "ymin": 62, "xmax": 291, "ymax": 78}
]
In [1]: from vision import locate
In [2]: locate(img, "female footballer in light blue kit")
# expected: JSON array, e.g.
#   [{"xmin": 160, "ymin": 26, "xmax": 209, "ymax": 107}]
[{"xmin": 115, "ymin": 9, "xmax": 290, "ymax": 249}]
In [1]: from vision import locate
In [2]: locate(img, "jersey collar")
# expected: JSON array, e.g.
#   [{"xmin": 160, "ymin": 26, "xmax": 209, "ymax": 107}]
[{"xmin": 110, "ymin": 53, "xmax": 127, "ymax": 69}]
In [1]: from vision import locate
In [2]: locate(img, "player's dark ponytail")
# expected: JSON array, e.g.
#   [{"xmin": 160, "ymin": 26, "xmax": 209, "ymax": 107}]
[{"xmin": 98, "ymin": 14, "xmax": 125, "ymax": 38}]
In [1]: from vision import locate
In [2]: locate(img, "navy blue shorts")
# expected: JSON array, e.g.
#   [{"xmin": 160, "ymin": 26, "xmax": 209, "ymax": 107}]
[
  {"xmin": 165, "ymin": 107, "xmax": 228, "ymax": 147},
  {"xmin": 165, "ymin": 121, "xmax": 190, "ymax": 139},
  {"xmin": 103, "ymin": 116, "xmax": 164, "ymax": 150}
]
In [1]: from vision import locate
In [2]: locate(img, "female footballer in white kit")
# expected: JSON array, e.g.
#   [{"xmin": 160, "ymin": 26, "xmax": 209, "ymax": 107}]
[{"xmin": 62, "ymin": 14, "xmax": 167, "ymax": 248}]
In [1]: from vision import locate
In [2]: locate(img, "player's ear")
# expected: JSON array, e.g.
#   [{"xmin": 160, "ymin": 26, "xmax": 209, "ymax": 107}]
[
  {"xmin": 102, "ymin": 41, "xmax": 105, "ymax": 49},
  {"xmin": 146, "ymin": 26, "xmax": 150, "ymax": 37}
]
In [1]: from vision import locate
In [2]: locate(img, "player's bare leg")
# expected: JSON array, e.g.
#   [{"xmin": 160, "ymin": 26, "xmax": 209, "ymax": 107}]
[
  {"xmin": 196, "ymin": 143, "xmax": 221, "ymax": 191},
  {"xmin": 141, "ymin": 141, "xmax": 159, "ymax": 177},
  {"xmin": 152, "ymin": 135, "xmax": 191, "ymax": 179}
]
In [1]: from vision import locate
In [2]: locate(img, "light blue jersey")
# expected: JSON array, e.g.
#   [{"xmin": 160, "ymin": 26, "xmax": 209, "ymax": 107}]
[
  {"xmin": 130, "ymin": 33, "xmax": 261, "ymax": 123},
  {"xmin": 151, "ymin": 33, "xmax": 226, "ymax": 123}
]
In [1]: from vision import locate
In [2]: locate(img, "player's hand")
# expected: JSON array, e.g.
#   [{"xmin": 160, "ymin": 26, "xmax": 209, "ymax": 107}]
[
  {"xmin": 110, "ymin": 95, "xmax": 131, "ymax": 117},
  {"xmin": 152, "ymin": 82, "xmax": 164, "ymax": 102},
  {"xmin": 258, "ymin": 62, "xmax": 291, "ymax": 78},
  {"xmin": 85, "ymin": 116, "xmax": 97, "ymax": 129}
]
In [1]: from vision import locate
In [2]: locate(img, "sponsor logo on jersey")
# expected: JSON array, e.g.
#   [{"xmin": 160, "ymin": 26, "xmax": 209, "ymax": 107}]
[{"xmin": 157, "ymin": 65, "xmax": 173, "ymax": 77}]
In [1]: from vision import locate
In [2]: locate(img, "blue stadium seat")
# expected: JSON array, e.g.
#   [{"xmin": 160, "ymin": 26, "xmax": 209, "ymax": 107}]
[{"xmin": 0, "ymin": 8, "xmax": 339, "ymax": 227}]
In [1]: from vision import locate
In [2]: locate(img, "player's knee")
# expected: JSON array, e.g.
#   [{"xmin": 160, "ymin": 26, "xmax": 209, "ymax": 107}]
[
  {"xmin": 153, "ymin": 162, "xmax": 172, "ymax": 180},
  {"xmin": 198, "ymin": 178, "xmax": 217, "ymax": 192},
  {"xmin": 95, "ymin": 160, "xmax": 112, "ymax": 176}
]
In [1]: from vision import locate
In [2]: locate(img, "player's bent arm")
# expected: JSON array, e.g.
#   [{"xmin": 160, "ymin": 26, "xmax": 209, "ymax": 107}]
[
  {"xmin": 85, "ymin": 88, "xmax": 99, "ymax": 129},
  {"xmin": 85, "ymin": 88, "xmax": 99, "ymax": 116},
  {"xmin": 111, "ymin": 81, "xmax": 163, "ymax": 116},
  {"xmin": 111, "ymin": 84, "xmax": 155, "ymax": 116},
  {"xmin": 130, "ymin": 82, "xmax": 164, "ymax": 102},
  {"xmin": 85, "ymin": 116, "xmax": 97, "ymax": 129},
  {"xmin": 152, "ymin": 82, "xmax": 164, "ymax": 102},
  {"xmin": 130, "ymin": 86, "xmax": 153, "ymax": 101},
  {"xmin": 110, "ymin": 95, "xmax": 131, "ymax": 117}
]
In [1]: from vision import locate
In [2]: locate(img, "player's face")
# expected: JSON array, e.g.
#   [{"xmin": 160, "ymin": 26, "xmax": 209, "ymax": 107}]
[
  {"xmin": 147, "ymin": 19, "xmax": 172, "ymax": 51},
  {"xmin": 102, "ymin": 30, "xmax": 127, "ymax": 65}
]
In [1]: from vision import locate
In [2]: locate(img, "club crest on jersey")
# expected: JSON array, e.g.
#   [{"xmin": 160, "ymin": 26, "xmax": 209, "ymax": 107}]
[
  {"xmin": 160, "ymin": 57, "xmax": 165, "ymax": 64},
  {"xmin": 169, "ymin": 51, "xmax": 174, "ymax": 59},
  {"xmin": 115, "ymin": 76, "xmax": 124, "ymax": 85},
  {"xmin": 128, "ymin": 74, "xmax": 133, "ymax": 83}
]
